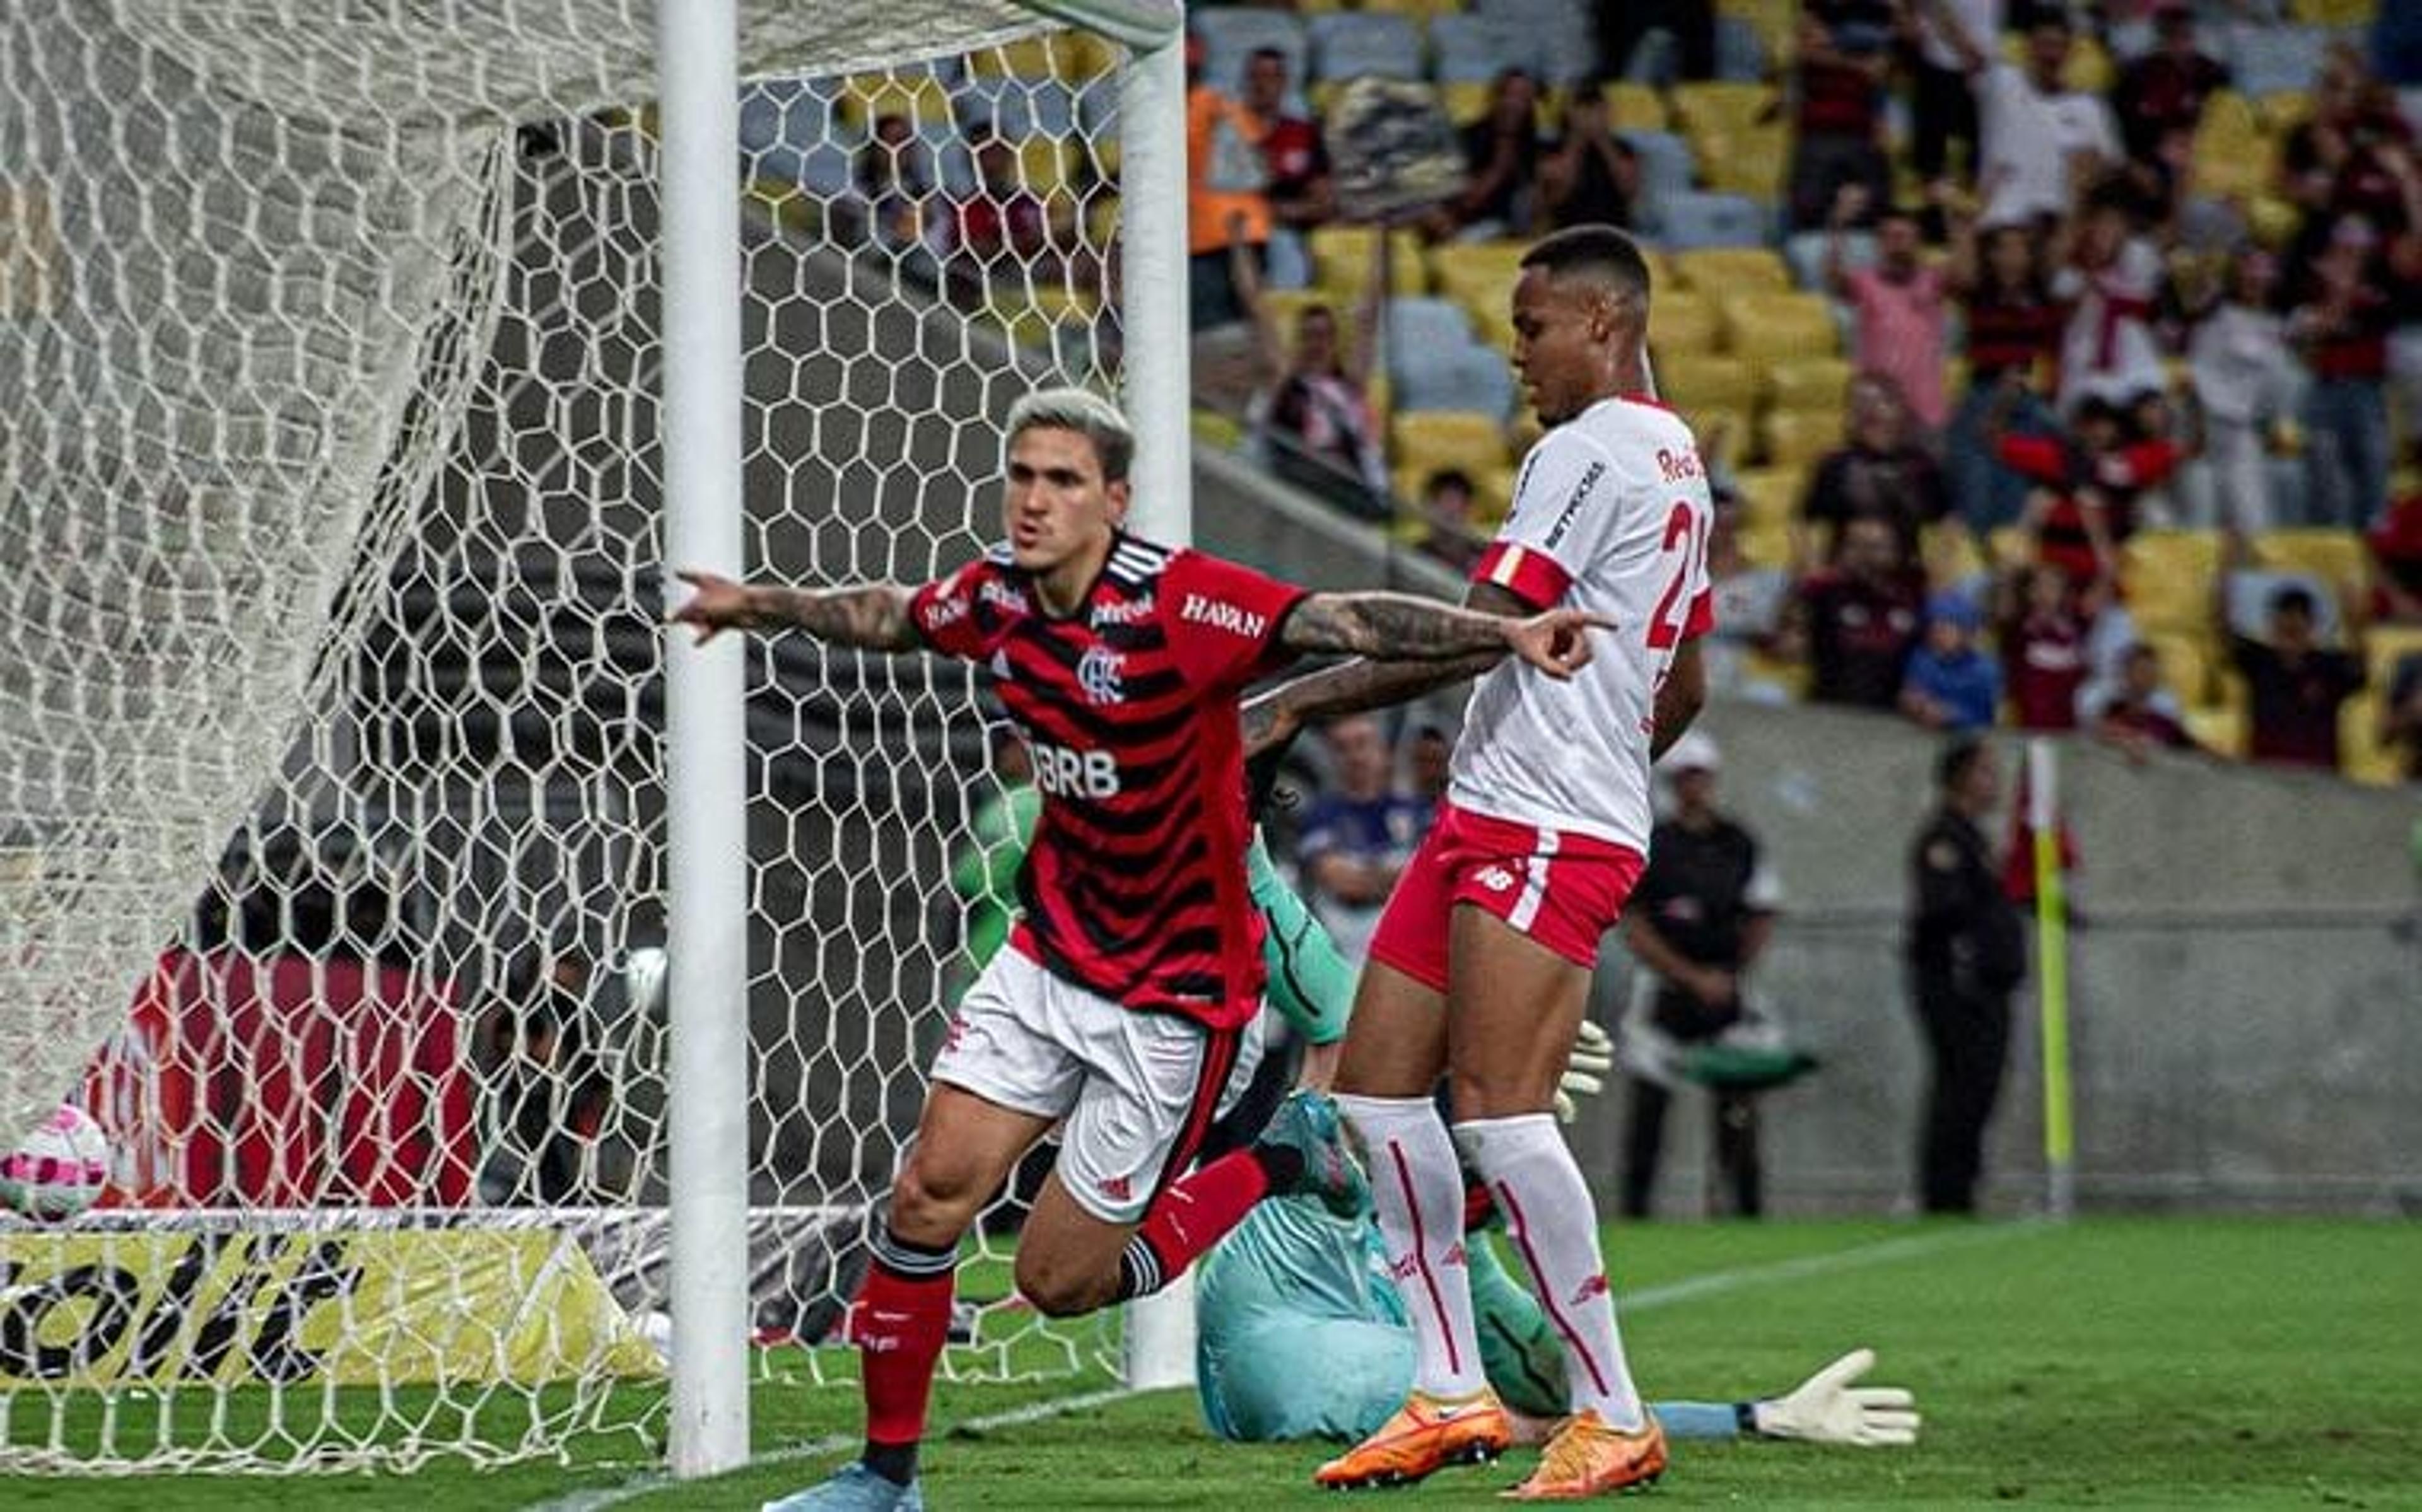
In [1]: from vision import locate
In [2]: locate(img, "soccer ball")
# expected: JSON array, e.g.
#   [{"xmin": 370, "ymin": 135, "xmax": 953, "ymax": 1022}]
[{"xmin": 0, "ymin": 1103, "xmax": 111, "ymax": 1221}]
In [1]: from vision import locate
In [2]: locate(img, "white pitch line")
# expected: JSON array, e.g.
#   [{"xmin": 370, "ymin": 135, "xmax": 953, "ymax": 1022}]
[{"xmin": 520, "ymin": 1221, "xmax": 2040, "ymax": 1511}]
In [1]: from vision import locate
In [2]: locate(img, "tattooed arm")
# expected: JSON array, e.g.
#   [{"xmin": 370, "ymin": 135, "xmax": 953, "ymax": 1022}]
[
  {"xmin": 667, "ymin": 569, "xmax": 920, "ymax": 651},
  {"xmin": 1243, "ymin": 583, "xmax": 1543, "ymax": 757},
  {"xmin": 1284, "ymin": 586, "xmax": 1603, "ymax": 671}
]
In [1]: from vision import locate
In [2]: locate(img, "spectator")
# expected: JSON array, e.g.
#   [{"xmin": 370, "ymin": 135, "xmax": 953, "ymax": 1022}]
[
  {"xmin": 1906, "ymin": 735, "xmax": 2025, "ymax": 1216},
  {"xmin": 1997, "ymin": 559, "xmax": 2107, "ymax": 733},
  {"xmin": 1540, "ymin": 80, "xmax": 1644, "ymax": 231},
  {"xmin": 1991, "ymin": 387, "xmax": 2180, "ymax": 586},
  {"xmin": 1430, "ymin": 68, "xmax": 1546, "ymax": 240},
  {"xmin": 1907, "ymin": 0, "xmax": 2001, "ymax": 217},
  {"xmin": 1789, "ymin": 515, "xmax": 1926, "ymax": 710},
  {"xmin": 1188, "ymin": 33, "xmax": 1272, "ymax": 330},
  {"xmin": 2184, "ymin": 247, "xmax": 2296, "ymax": 534},
  {"xmin": 1296, "ymin": 714, "xmax": 1428, "ymax": 965},
  {"xmin": 1401, "ymin": 723, "xmax": 1453, "ymax": 811},
  {"xmin": 2221, "ymin": 532, "xmax": 2368, "ymax": 770},
  {"xmin": 2279, "ymin": 47, "xmax": 2413, "ymax": 230},
  {"xmin": 2367, "ymin": 480, "xmax": 2422, "ymax": 622},
  {"xmin": 2090, "ymin": 643, "xmax": 2199, "ymax": 761},
  {"xmin": 1618, "ymin": 733, "xmax": 1783, "ymax": 1220},
  {"xmin": 1825, "ymin": 190, "xmax": 1954, "ymax": 433},
  {"xmin": 851, "ymin": 112, "xmax": 937, "ymax": 255},
  {"xmin": 1797, "ymin": 373, "xmax": 1957, "ymax": 572},
  {"xmin": 2054, "ymin": 175, "xmax": 2167, "ymax": 417},
  {"xmin": 1932, "ymin": 4, "xmax": 2119, "ymax": 230},
  {"xmin": 1943, "ymin": 200, "xmax": 2065, "ymax": 532},
  {"xmin": 2286, "ymin": 214, "xmax": 2397, "ymax": 528},
  {"xmin": 1900, "ymin": 593, "xmax": 2003, "ymax": 733},
  {"xmin": 2109, "ymin": 4, "xmax": 2229, "ymax": 187},
  {"xmin": 1414, "ymin": 468, "xmax": 1486, "ymax": 573},
  {"xmin": 1241, "ymin": 46, "xmax": 1337, "ymax": 235},
  {"xmin": 945, "ymin": 127, "xmax": 1060, "ymax": 286},
  {"xmin": 1237, "ymin": 222, "xmax": 1388, "ymax": 518},
  {"xmin": 2382, "ymin": 653, "xmax": 2422, "ymax": 781},
  {"xmin": 1704, "ymin": 489, "xmax": 1798, "ymax": 703},
  {"xmin": 1784, "ymin": 5, "xmax": 1894, "ymax": 234}
]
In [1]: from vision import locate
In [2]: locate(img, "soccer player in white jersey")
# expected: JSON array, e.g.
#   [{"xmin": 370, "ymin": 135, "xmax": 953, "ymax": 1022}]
[{"xmin": 1255, "ymin": 224, "xmax": 1714, "ymax": 1498}]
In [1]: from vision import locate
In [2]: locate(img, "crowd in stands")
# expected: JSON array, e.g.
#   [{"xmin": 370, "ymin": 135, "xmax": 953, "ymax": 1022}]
[{"xmin": 1162, "ymin": 0, "xmax": 2422, "ymax": 785}]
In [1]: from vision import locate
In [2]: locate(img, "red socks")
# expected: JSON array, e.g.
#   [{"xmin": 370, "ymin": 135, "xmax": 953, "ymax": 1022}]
[{"xmin": 1118, "ymin": 1148, "xmax": 1277, "ymax": 1298}]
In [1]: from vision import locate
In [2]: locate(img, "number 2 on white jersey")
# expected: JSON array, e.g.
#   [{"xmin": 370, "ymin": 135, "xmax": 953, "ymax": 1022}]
[{"xmin": 1645, "ymin": 500, "xmax": 1704, "ymax": 650}]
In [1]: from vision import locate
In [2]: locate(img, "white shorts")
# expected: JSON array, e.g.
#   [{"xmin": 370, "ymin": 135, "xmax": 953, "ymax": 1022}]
[{"xmin": 933, "ymin": 946, "xmax": 1263, "ymax": 1224}]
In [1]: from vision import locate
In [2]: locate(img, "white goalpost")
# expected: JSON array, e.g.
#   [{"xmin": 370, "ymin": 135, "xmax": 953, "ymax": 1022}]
[{"xmin": 0, "ymin": 0, "xmax": 1190, "ymax": 1477}]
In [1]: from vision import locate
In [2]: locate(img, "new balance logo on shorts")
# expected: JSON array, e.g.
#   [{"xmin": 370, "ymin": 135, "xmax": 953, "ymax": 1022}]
[{"xmin": 1477, "ymin": 866, "xmax": 1518, "ymax": 893}]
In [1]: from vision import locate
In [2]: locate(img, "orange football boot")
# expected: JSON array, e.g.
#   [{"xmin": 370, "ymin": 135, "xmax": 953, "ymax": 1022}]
[
  {"xmin": 1313, "ymin": 1387, "xmax": 1514, "ymax": 1490},
  {"xmin": 1501, "ymin": 1409, "xmax": 1666, "ymax": 1500}
]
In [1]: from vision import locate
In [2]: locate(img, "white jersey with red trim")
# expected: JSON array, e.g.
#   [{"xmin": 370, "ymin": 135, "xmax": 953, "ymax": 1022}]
[{"xmin": 1452, "ymin": 394, "xmax": 1716, "ymax": 852}]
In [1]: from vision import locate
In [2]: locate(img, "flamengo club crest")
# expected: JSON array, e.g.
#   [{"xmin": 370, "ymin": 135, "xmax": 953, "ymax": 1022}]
[{"xmin": 1077, "ymin": 646, "xmax": 1125, "ymax": 706}]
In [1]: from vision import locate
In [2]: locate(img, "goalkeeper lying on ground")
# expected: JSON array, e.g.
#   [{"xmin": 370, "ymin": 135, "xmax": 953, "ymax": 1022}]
[{"xmin": 1217, "ymin": 837, "xmax": 1919, "ymax": 1451}]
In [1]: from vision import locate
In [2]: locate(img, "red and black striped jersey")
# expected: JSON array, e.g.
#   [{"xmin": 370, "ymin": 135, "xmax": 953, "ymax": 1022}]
[{"xmin": 909, "ymin": 534, "xmax": 1306, "ymax": 1029}]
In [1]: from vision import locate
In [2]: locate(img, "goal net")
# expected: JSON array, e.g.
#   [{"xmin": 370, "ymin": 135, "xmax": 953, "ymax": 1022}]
[{"xmin": 0, "ymin": 0, "xmax": 1169, "ymax": 1474}]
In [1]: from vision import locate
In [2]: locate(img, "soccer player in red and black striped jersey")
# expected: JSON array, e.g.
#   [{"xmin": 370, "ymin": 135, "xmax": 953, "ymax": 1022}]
[{"xmin": 671, "ymin": 387, "xmax": 1605, "ymax": 1512}]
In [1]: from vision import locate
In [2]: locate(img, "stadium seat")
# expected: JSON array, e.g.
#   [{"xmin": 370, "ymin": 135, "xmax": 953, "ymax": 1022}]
[
  {"xmin": 1391, "ymin": 410, "xmax": 1512, "ymax": 477},
  {"xmin": 1691, "ymin": 405, "xmax": 1750, "ymax": 472},
  {"xmin": 1670, "ymin": 246, "xmax": 1794, "ymax": 296},
  {"xmin": 1690, "ymin": 125, "xmax": 1789, "ymax": 201},
  {"xmin": 1651, "ymin": 352, "xmax": 1758, "ymax": 416},
  {"xmin": 1736, "ymin": 518, "xmax": 1794, "ymax": 569},
  {"xmin": 2142, "ymin": 631, "xmax": 2220, "ymax": 709},
  {"xmin": 1655, "ymin": 192, "xmax": 1769, "ymax": 249},
  {"xmin": 1720, "ymin": 291, "xmax": 1840, "ymax": 363},
  {"xmin": 838, "ymin": 72, "xmax": 956, "ymax": 131},
  {"xmin": 1646, "ymin": 290, "xmax": 1722, "ymax": 359},
  {"xmin": 1430, "ymin": 13, "xmax": 1538, "ymax": 84},
  {"xmin": 1731, "ymin": 465, "xmax": 1806, "ymax": 529},
  {"xmin": 2231, "ymin": 26, "xmax": 2332, "ymax": 99},
  {"xmin": 2121, "ymin": 530, "xmax": 2222, "ymax": 634},
  {"xmin": 1606, "ymin": 84, "xmax": 1670, "ymax": 133},
  {"xmin": 1719, "ymin": 0, "xmax": 1796, "ymax": 65},
  {"xmin": 2339, "ymin": 697, "xmax": 2404, "ymax": 784},
  {"xmin": 1671, "ymin": 81, "xmax": 1773, "ymax": 139},
  {"xmin": 2252, "ymin": 528, "xmax": 2368, "ymax": 595},
  {"xmin": 1307, "ymin": 12, "xmax": 1425, "ymax": 84},
  {"xmin": 1760, "ymin": 407, "xmax": 1844, "ymax": 470},
  {"xmin": 2182, "ymin": 702, "xmax": 2247, "ymax": 758},
  {"xmin": 1477, "ymin": 0, "xmax": 1600, "ymax": 84},
  {"xmin": 1764, "ymin": 355, "xmax": 1855, "ymax": 412},
  {"xmin": 1308, "ymin": 225, "xmax": 1429, "ymax": 300},
  {"xmin": 1359, "ymin": 0, "xmax": 1464, "ymax": 19},
  {"xmin": 970, "ymin": 32, "xmax": 1114, "ymax": 81},
  {"xmin": 2293, "ymin": 0, "xmax": 2380, "ymax": 21}
]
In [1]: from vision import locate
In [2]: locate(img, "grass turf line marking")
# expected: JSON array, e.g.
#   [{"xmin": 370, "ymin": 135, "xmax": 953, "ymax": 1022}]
[
  {"xmin": 520, "ymin": 1384, "xmax": 1144, "ymax": 1512},
  {"xmin": 521, "ymin": 1223, "xmax": 2039, "ymax": 1511}
]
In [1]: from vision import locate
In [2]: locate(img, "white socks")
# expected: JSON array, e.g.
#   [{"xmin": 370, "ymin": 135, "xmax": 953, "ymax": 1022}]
[
  {"xmin": 1335, "ymin": 1093, "xmax": 1485, "ymax": 1399},
  {"xmin": 1455, "ymin": 1113, "xmax": 1647, "ymax": 1431}
]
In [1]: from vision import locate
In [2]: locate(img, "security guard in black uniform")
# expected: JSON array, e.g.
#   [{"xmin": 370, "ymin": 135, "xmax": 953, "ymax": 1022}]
[{"xmin": 1906, "ymin": 735, "xmax": 2027, "ymax": 1214}]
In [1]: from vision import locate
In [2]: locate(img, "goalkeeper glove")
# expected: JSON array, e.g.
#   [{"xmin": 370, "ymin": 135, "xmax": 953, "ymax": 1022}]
[
  {"xmin": 1553, "ymin": 1019, "xmax": 1615, "ymax": 1124},
  {"xmin": 1749, "ymin": 1348, "xmax": 1921, "ymax": 1448}
]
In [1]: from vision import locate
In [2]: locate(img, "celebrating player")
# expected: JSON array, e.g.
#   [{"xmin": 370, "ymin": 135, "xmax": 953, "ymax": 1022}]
[
  {"xmin": 1249, "ymin": 225, "xmax": 1714, "ymax": 1499},
  {"xmin": 669, "ymin": 387, "xmax": 1608, "ymax": 1512}
]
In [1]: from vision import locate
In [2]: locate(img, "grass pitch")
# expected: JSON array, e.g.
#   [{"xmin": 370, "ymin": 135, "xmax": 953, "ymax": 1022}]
[{"xmin": 5, "ymin": 1218, "xmax": 2416, "ymax": 1509}]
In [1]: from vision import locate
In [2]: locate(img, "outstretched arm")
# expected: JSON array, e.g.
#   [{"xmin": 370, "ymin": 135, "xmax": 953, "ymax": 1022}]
[
  {"xmin": 669, "ymin": 569, "xmax": 919, "ymax": 651},
  {"xmin": 1243, "ymin": 581, "xmax": 1542, "ymax": 755},
  {"xmin": 1283, "ymin": 589, "xmax": 1600, "ymax": 670}
]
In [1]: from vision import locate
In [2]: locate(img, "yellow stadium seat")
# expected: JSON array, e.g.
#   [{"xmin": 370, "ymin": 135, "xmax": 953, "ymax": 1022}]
[
  {"xmin": 2257, "ymin": 91, "xmax": 2314, "ymax": 134},
  {"xmin": 2252, "ymin": 528, "xmax": 2368, "ymax": 596},
  {"xmin": 1737, "ymin": 518, "xmax": 1795, "ymax": 570},
  {"xmin": 1431, "ymin": 241, "xmax": 1531, "ymax": 304},
  {"xmin": 1652, "ymin": 352, "xmax": 1760, "ymax": 416},
  {"xmin": 1719, "ymin": 0, "xmax": 1797, "ymax": 62},
  {"xmin": 1308, "ymin": 225, "xmax": 1429, "ymax": 300},
  {"xmin": 1647, "ymin": 291, "xmax": 1722, "ymax": 358},
  {"xmin": 1926, "ymin": 520, "xmax": 1987, "ymax": 585},
  {"xmin": 1692, "ymin": 406, "xmax": 1750, "ymax": 472},
  {"xmin": 2141, "ymin": 630, "xmax": 2220, "ymax": 709},
  {"xmin": 2194, "ymin": 134, "xmax": 2275, "ymax": 202},
  {"xmin": 1760, "ymin": 407, "xmax": 1844, "ymax": 470},
  {"xmin": 1732, "ymin": 465, "xmax": 1807, "ymax": 530},
  {"xmin": 1359, "ymin": 0, "xmax": 1463, "ymax": 18},
  {"xmin": 1391, "ymin": 410, "xmax": 1511, "ymax": 478},
  {"xmin": 1998, "ymin": 32, "xmax": 2114, "ymax": 93},
  {"xmin": 2121, "ymin": 529, "xmax": 2221, "ymax": 634},
  {"xmin": 2295, "ymin": 0, "xmax": 2378, "ymax": 26},
  {"xmin": 1193, "ymin": 407, "xmax": 1248, "ymax": 450},
  {"xmin": 838, "ymin": 73, "xmax": 956, "ymax": 130},
  {"xmin": 1765, "ymin": 356, "xmax": 1856, "ymax": 412},
  {"xmin": 2199, "ymin": 90, "xmax": 2265, "ymax": 153},
  {"xmin": 1690, "ymin": 125, "xmax": 1790, "ymax": 201},
  {"xmin": 1441, "ymin": 81, "xmax": 1565, "ymax": 132},
  {"xmin": 1987, "ymin": 524, "xmax": 2033, "ymax": 569},
  {"xmin": 1671, "ymin": 81, "xmax": 1774, "ymax": 139},
  {"xmin": 1669, "ymin": 247, "xmax": 1794, "ymax": 296},
  {"xmin": 970, "ymin": 32, "xmax": 1114, "ymax": 79},
  {"xmin": 2182, "ymin": 702, "xmax": 2247, "ymax": 758},
  {"xmin": 2365, "ymin": 624, "xmax": 2422, "ymax": 686},
  {"xmin": 1720, "ymin": 291, "xmax": 1840, "ymax": 363},
  {"xmin": 2339, "ymin": 697, "xmax": 2404, "ymax": 784},
  {"xmin": 1605, "ymin": 83, "xmax": 1669, "ymax": 133}
]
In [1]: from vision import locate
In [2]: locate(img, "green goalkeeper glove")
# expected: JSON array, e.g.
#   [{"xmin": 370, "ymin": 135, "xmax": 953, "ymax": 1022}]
[
  {"xmin": 1749, "ymin": 1349, "xmax": 1921, "ymax": 1447},
  {"xmin": 1553, "ymin": 1019, "xmax": 1615, "ymax": 1124}
]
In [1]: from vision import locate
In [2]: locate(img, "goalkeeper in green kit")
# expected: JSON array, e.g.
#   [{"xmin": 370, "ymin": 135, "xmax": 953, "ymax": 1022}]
[{"xmin": 950, "ymin": 723, "xmax": 1921, "ymax": 1455}]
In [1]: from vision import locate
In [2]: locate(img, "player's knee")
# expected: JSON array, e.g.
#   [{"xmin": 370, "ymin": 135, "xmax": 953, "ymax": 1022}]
[
  {"xmin": 1013, "ymin": 1248, "xmax": 1116, "ymax": 1318},
  {"xmin": 1448, "ymin": 1068, "xmax": 1553, "ymax": 1122},
  {"xmin": 888, "ymin": 1157, "xmax": 983, "ymax": 1245}
]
